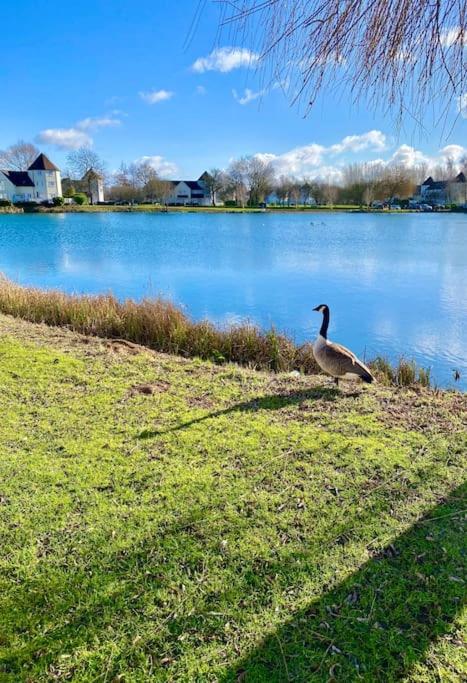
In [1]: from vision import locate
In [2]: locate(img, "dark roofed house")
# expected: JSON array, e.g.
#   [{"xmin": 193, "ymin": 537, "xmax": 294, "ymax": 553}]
[
  {"xmin": 166, "ymin": 173, "xmax": 213, "ymax": 206},
  {"xmin": 417, "ymin": 171, "xmax": 467, "ymax": 206},
  {"xmin": 0, "ymin": 153, "xmax": 62, "ymax": 203}
]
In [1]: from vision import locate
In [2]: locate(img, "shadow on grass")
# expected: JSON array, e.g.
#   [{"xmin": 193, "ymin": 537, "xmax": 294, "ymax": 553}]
[
  {"xmin": 219, "ymin": 482, "xmax": 467, "ymax": 682},
  {"xmin": 0, "ymin": 482, "xmax": 464, "ymax": 681},
  {"xmin": 139, "ymin": 386, "xmax": 342, "ymax": 438}
]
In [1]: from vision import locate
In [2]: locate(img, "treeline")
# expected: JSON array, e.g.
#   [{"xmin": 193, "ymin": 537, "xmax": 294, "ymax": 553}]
[{"xmin": 105, "ymin": 154, "xmax": 467, "ymax": 207}]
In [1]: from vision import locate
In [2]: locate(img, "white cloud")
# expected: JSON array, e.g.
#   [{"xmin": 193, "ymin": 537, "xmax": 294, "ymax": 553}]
[
  {"xmin": 439, "ymin": 143, "xmax": 466, "ymax": 161},
  {"xmin": 253, "ymin": 131, "xmax": 466, "ymax": 181},
  {"xmin": 254, "ymin": 131, "xmax": 387, "ymax": 177},
  {"xmin": 388, "ymin": 144, "xmax": 430, "ymax": 168},
  {"xmin": 232, "ymin": 87, "xmax": 266, "ymax": 105},
  {"xmin": 139, "ymin": 89, "xmax": 174, "ymax": 104},
  {"xmin": 135, "ymin": 155, "xmax": 179, "ymax": 178},
  {"xmin": 192, "ymin": 47, "xmax": 260, "ymax": 73},
  {"xmin": 329, "ymin": 130, "xmax": 387, "ymax": 154},
  {"xmin": 37, "ymin": 112, "xmax": 123, "ymax": 150},
  {"xmin": 77, "ymin": 116, "xmax": 121, "ymax": 130},
  {"xmin": 36, "ymin": 128, "xmax": 92, "ymax": 150},
  {"xmin": 196, "ymin": 85, "xmax": 207, "ymax": 95},
  {"xmin": 457, "ymin": 93, "xmax": 467, "ymax": 118}
]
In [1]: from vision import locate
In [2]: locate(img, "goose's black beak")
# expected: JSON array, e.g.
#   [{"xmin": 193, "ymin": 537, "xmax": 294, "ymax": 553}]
[{"xmin": 312, "ymin": 306, "xmax": 320, "ymax": 312}]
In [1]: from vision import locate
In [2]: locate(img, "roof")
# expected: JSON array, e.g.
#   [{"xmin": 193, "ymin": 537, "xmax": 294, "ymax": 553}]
[
  {"xmin": 82, "ymin": 168, "xmax": 103, "ymax": 180},
  {"xmin": 455, "ymin": 172, "xmax": 466, "ymax": 183},
  {"xmin": 0, "ymin": 170, "xmax": 35, "ymax": 187},
  {"xmin": 170, "ymin": 180, "xmax": 208, "ymax": 192},
  {"xmin": 28, "ymin": 153, "xmax": 60, "ymax": 171},
  {"xmin": 185, "ymin": 181, "xmax": 205, "ymax": 191}
]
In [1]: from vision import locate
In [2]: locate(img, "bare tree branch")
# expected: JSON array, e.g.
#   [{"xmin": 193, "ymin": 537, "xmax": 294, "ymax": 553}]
[{"xmin": 216, "ymin": 0, "xmax": 467, "ymax": 121}]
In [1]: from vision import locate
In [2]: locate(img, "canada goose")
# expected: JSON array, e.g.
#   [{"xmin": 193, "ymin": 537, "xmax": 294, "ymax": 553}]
[{"xmin": 312, "ymin": 304, "xmax": 375, "ymax": 386}]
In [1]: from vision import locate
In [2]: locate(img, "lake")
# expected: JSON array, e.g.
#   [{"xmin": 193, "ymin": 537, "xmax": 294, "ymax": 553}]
[{"xmin": 0, "ymin": 211, "xmax": 466, "ymax": 389}]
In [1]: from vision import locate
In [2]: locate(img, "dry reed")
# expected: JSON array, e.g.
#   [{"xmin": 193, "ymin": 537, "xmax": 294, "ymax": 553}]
[{"xmin": 0, "ymin": 277, "xmax": 431, "ymax": 386}]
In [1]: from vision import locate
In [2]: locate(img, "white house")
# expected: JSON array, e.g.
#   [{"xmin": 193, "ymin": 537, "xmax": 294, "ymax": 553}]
[
  {"xmin": 413, "ymin": 172, "xmax": 467, "ymax": 206},
  {"xmin": 166, "ymin": 173, "xmax": 212, "ymax": 206},
  {"xmin": 82, "ymin": 168, "xmax": 105, "ymax": 204},
  {"xmin": 0, "ymin": 153, "xmax": 62, "ymax": 203}
]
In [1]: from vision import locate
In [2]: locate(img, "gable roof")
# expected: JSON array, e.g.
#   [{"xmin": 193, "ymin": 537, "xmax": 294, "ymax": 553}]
[
  {"xmin": 1, "ymin": 170, "xmax": 35, "ymax": 187},
  {"xmin": 455, "ymin": 171, "xmax": 466, "ymax": 183},
  {"xmin": 28, "ymin": 153, "xmax": 60, "ymax": 171},
  {"xmin": 185, "ymin": 180, "xmax": 205, "ymax": 191},
  {"xmin": 82, "ymin": 168, "xmax": 103, "ymax": 181}
]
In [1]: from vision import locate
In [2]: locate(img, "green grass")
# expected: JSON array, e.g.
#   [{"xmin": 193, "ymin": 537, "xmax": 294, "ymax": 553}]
[{"xmin": 0, "ymin": 315, "xmax": 465, "ymax": 682}]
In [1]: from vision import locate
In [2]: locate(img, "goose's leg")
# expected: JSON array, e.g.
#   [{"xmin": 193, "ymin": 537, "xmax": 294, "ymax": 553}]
[{"xmin": 334, "ymin": 377, "xmax": 339, "ymax": 387}]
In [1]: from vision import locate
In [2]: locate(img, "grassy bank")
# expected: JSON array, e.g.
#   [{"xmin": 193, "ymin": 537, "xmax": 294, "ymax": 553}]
[
  {"xmin": 21, "ymin": 204, "xmax": 429, "ymax": 215},
  {"xmin": 0, "ymin": 278, "xmax": 432, "ymax": 387},
  {"xmin": 0, "ymin": 314, "xmax": 465, "ymax": 682}
]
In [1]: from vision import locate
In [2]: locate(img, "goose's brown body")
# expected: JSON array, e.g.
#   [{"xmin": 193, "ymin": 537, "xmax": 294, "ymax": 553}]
[{"xmin": 312, "ymin": 305, "xmax": 375, "ymax": 384}]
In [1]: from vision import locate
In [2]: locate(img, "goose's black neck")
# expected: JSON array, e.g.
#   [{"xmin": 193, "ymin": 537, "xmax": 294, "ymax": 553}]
[{"xmin": 320, "ymin": 307, "xmax": 330, "ymax": 338}]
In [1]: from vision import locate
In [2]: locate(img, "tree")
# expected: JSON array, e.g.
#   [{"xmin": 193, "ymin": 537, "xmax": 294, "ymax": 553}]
[
  {"xmin": 66, "ymin": 148, "xmax": 106, "ymax": 179},
  {"xmin": 275, "ymin": 176, "xmax": 292, "ymax": 206},
  {"xmin": 322, "ymin": 180, "xmax": 339, "ymax": 207},
  {"xmin": 66, "ymin": 148, "xmax": 107, "ymax": 205},
  {"xmin": 144, "ymin": 178, "xmax": 173, "ymax": 204},
  {"xmin": 225, "ymin": 159, "xmax": 249, "ymax": 207},
  {"xmin": 242, "ymin": 156, "xmax": 275, "ymax": 205},
  {"xmin": 203, "ymin": 169, "xmax": 225, "ymax": 206},
  {"xmin": 0, "ymin": 140, "xmax": 40, "ymax": 170},
  {"xmin": 219, "ymin": 1, "xmax": 466, "ymax": 122},
  {"xmin": 301, "ymin": 179, "xmax": 314, "ymax": 206}
]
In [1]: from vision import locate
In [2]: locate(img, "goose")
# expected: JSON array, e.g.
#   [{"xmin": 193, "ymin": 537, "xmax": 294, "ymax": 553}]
[{"xmin": 312, "ymin": 304, "xmax": 375, "ymax": 386}]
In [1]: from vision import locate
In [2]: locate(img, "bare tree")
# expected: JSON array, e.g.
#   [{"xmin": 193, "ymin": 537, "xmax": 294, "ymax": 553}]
[
  {"xmin": 0, "ymin": 140, "xmax": 40, "ymax": 170},
  {"xmin": 66, "ymin": 148, "xmax": 107, "ymax": 204},
  {"xmin": 66, "ymin": 148, "xmax": 106, "ymax": 179},
  {"xmin": 275, "ymin": 175, "xmax": 292, "ymax": 205},
  {"xmin": 203, "ymin": 168, "xmax": 225, "ymax": 206},
  {"xmin": 144, "ymin": 178, "xmax": 173, "ymax": 204},
  {"xmin": 225, "ymin": 158, "xmax": 249, "ymax": 207},
  {"xmin": 219, "ymin": 1, "xmax": 467, "ymax": 122},
  {"xmin": 242, "ymin": 156, "xmax": 275, "ymax": 205},
  {"xmin": 301, "ymin": 179, "xmax": 314, "ymax": 205},
  {"xmin": 322, "ymin": 179, "xmax": 339, "ymax": 207}
]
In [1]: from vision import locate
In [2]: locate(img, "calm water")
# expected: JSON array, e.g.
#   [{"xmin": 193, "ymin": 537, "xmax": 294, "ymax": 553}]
[{"xmin": 0, "ymin": 211, "xmax": 466, "ymax": 389}]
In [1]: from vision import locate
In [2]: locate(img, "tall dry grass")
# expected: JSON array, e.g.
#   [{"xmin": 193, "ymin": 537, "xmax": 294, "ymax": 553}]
[
  {"xmin": 0, "ymin": 277, "xmax": 431, "ymax": 386},
  {"xmin": 0, "ymin": 277, "xmax": 318, "ymax": 374}
]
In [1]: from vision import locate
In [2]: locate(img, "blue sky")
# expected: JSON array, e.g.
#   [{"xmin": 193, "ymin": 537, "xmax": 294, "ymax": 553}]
[{"xmin": 2, "ymin": 0, "xmax": 466, "ymax": 179}]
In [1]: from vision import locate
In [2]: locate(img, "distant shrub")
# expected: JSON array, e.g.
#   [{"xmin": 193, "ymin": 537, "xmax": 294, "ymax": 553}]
[
  {"xmin": 53, "ymin": 196, "xmax": 65, "ymax": 206},
  {"xmin": 0, "ymin": 199, "xmax": 12, "ymax": 207},
  {"xmin": 73, "ymin": 193, "xmax": 89, "ymax": 205},
  {"xmin": 13, "ymin": 201, "xmax": 38, "ymax": 211},
  {"xmin": 223, "ymin": 200, "xmax": 237, "ymax": 207}
]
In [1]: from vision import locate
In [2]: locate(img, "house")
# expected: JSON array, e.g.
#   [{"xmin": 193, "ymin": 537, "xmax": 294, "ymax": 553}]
[
  {"xmin": 414, "ymin": 172, "xmax": 467, "ymax": 206},
  {"xmin": 62, "ymin": 168, "xmax": 105, "ymax": 204},
  {"xmin": 82, "ymin": 169, "xmax": 105, "ymax": 204},
  {"xmin": 166, "ymin": 173, "xmax": 213, "ymax": 206},
  {"xmin": 0, "ymin": 153, "xmax": 62, "ymax": 203}
]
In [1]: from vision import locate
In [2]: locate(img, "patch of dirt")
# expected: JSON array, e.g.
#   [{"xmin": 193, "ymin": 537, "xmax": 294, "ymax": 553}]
[
  {"xmin": 186, "ymin": 394, "xmax": 215, "ymax": 409},
  {"xmin": 128, "ymin": 381, "xmax": 171, "ymax": 397},
  {"xmin": 105, "ymin": 339, "xmax": 145, "ymax": 355},
  {"xmin": 377, "ymin": 391, "xmax": 467, "ymax": 432}
]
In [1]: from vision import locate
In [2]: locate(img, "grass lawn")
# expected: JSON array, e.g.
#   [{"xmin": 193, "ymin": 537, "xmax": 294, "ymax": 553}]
[{"xmin": 0, "ymin": 314, "xmax": 465, "ymax": 682}]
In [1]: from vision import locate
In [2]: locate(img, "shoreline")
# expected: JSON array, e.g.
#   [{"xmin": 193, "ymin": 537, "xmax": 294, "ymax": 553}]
[{"xmin": 7, "ymin": 204, "xmax": 464, "ymax": 215}]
